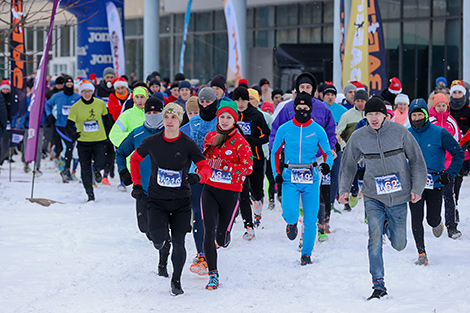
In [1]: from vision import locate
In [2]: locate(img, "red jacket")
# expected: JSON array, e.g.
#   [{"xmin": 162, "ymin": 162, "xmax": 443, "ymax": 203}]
[
  {"xmin": 203, "ymin": 129, "xmax": 253, "ymax": 192},
  {"xmin": 108, "ymin": 91, "xmax": 130, "ymax": 121}
]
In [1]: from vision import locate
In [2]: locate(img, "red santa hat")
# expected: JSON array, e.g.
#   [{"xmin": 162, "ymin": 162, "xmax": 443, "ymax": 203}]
[
  {"xmin": 112, "ymin": 77, "xmax": 128, "ymax": 89},
  {"xmin": 349, "ymin": 80, "xmax": 365, "ymax": 91},
  {"xmin": 388, "ymin": 77, "xmax": 402, "ymax": 94},
  {"xmin": 0, "ymin": 80, "xmax": 11, "ymax": 91}
]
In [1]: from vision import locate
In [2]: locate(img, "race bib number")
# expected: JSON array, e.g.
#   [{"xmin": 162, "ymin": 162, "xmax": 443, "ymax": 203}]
[
  {"xmin": 375, "ymin": 173, "xmax": 402, "ymax": 195},
  {"xmin": 62, "ymin": 105, "xmax": 72, "ymax": 116},
  {"xmin": 238, "ymin": 121, "xmax": 252, "ymax": 135},
  {"xmin": 321, "ymin": 173, "xmax": 331, "ymax": 185},
  {"xmin": 83, "ymin": 121, "xmax": 99, "ymax": 132},
  {"xmin": 157, "ymin": 168, "xmax": 182, "ymax": 188},
  {"xmin": 291, "ymin": 168, "xmax": 313, "ymax": 184},
  {"xmin": 425, "ymin": 174, "xmax": 434, "ymax": 190},
  {"xmin": 210, "ymin": 168, "xmax": 232, "ymax": 184}
]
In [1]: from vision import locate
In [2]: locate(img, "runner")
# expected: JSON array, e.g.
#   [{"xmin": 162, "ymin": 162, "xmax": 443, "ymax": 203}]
[
  {"xmin": 339, "ymin": 96, "xmax": 427, "ymax": 300},
  {"xmin": 408, "ymin": 98, "xmax": 464, "ymax": 265},
  {"xmin": 202, "ymin": 100, "xmax": 253, "ymax": 289},
  {"xmin": 129, "ymin": 102, "xmax": 212, "ymax": 296},
  {"xmin": 271, "ymin": 92, "xmax": 333, "ymax": 265}
]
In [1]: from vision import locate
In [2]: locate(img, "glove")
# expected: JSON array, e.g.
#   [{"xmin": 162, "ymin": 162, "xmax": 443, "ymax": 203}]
[
  {"xmin": 46, "ymin": 114, "xmax": 56, "ymax": 127},
  {"xmin": 436, "ymin": 172, "xmax": 451, "ymax": 186},
  {"xmin": 71, "ymin": 131, "xmax": 81, "ymax": 141},
  {"xmin": 275, "ymin": 174, "xmax": 283, "ymax": 186},
  {"xmin": 319, "ymin": 163, "xmax": 330, "ymax": 175},
  {"xmin": 187, "ymin": 173, "xmax": 201, "ymax": 185},
  {"xmin": 119, "ymin": 169, "xmax": 132, "ymax": 186},
  {"xmin": 131, "ymin": 184, "xmax": 145, "ymax": 200}
]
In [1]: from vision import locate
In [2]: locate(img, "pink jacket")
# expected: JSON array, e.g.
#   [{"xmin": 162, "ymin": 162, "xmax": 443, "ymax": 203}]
[{"xmin": 429, "ymin": 105, "xmax": 463, "ymax": 168}]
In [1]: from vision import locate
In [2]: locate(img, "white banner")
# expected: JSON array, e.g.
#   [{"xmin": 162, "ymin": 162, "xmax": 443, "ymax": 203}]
[
  {"xmin": 106, "ymin": 2, "xmax": 126, "ymax": 77},
  {"xmin": 224, "ymin": 0, "xmax": 243, "ymax": 85}
]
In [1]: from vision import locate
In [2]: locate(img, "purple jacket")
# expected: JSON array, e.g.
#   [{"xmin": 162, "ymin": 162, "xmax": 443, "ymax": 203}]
[{"xmin": 269, "ymin": 98, "xmax": 337, "ymax": 152}]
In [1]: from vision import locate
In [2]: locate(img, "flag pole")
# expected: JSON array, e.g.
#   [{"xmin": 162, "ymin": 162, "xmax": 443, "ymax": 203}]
[
  {"xmin": 30, "ymin": 160, "xmax": 36, "ymax": 198},
  {"xmin": 8, "ymin": 142, "xmax": 12, "ymax": 182}
]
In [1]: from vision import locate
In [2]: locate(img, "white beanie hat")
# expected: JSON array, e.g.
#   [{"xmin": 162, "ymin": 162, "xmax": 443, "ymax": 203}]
[
  {"xmin": 394, "ymin": 93, "xmax": 410, "ymax": 105},
  {"xmin": 79, "ymin": 79, "xmax": 95, "ymax": 94},
  {"xmin": 450, "ymin": 84, "xmax": 467, "ymax": 96}
]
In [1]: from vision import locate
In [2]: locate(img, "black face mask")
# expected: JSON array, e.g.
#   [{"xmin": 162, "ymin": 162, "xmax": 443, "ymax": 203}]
[
  {"xmin": 294, "ymin": 108, "xmax": 311, "ymax": 124},
  {"xmin": 411, "ymin": 118, "xmax": 426, "ymax": 129},
  {"xmin": 64, "ymin": 85, "xmax": 74, "ymax": 96},
  {"xmin": 199, "ymin": 100, "xmax": 217, "ymax": 121}
]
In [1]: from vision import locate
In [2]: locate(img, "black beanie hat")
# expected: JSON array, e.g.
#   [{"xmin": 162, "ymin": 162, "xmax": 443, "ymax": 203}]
[
  {"xmin": 232, "ymin": 86, "xmax": 249, "ymax": 101},
  {"xmin": 317, "ymin": 82, "xmax": 327, "ymax": 93},
  {"xmin": 323, "ymin": 86, "xmax": 337, "ymax": 96},
  {"xmin": 354, "ymin": 89, "xmax": 369, "ymax": 102},
  {"xmin": 259, "ymin": 78, "xmax": 270, "ymax": 87},
  {"xmin": 145, "ymin": 97, "xmax": 164, "ymax": 113},
  {"xmin": 55, "ymin": 76, "xmax": 65, "ymax": 84},
  {"xmin": 210, "ymin": 75, "xmax": 226, "ymax": 91},
  {"xmin": 148, "ymin": 79, "xmax": 160, "ymax": 87},
  {"xmin": 294, "ymin": 92, "xmax": 313, "ymax": 108},
  {"xmin": 174, "ymin": 73, "xmax": 185, "ymax": 81},
  {"xmin": 272, "ymin": 88, "xmax": 283, "ymax": 98},
  {"xmin": 365, "ymin": 96, "xmax": 387, "ymax": 115},
  {"xmin": 295, "ymin": 73, "xmax": 317, "ymax": 95}
]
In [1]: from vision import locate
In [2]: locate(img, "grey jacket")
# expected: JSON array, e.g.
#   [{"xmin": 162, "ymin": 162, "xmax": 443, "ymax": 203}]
[{"xmin": 339, "ymin": 120, "xmax": 427, "ymax": 207}]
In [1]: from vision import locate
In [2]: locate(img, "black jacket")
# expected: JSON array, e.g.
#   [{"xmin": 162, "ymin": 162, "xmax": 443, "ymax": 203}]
[
  {"xmin": 450, "ymin": 105, "xmax": 470, "ymax": 135},
  {"xmin": 95, "ymin": 81, "xmax": 114, "ymax": 99},
  {"xmin": 238, "ymin": 105, "xmax": 270, "ymax": 164}
]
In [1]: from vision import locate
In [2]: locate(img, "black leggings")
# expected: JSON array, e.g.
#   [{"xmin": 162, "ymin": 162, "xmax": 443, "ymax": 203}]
[
  {"xmin": 147, "ymin": 196, "xmax": 191, "ymax": 281},
  {"xmin": 240, "ymin": 163, "xmax": 265, "ymax": 228},
  {"xmin": 77, "ymin": 140, "xmax": 107, "ymax": 197},
  {"xmin": 265, "ymin": 157, "xmax": 275, "ymax": 200},
  {"xmin": 409, "ymin": 188, "xmax": 443, "ymax": 254},
  {"xmin": 202, "ymin": 184, "xmax": 239, "ymax": 272}
]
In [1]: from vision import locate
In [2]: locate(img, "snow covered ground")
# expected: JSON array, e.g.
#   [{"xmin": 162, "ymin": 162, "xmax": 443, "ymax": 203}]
[{"xmin": 1, "ymin": 157, "xmax": 470, "ymax": 313}]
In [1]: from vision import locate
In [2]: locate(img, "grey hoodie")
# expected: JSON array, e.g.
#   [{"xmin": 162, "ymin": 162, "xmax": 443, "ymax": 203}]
[{"xmin": 339, "ymin": 120, "xmax": 427, "ymax": 207}]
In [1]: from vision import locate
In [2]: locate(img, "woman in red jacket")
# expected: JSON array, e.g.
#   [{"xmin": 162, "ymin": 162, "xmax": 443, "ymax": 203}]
[
  {"xmin": 202, "ymin": 101, "xmax": 253, "ymax": 290},
  {"xmin": 107, "ymin": 77, "xmax": 130, "ymax": 121}
]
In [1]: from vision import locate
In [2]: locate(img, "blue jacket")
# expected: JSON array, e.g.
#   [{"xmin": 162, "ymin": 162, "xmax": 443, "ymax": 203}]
[
  {"xmin": 185, "ymin": 114, "xmax": 218, "ymax": 152},
  {"xmin": 408, "ymin": 98, "xmax": 464, "ymax": 187},
  {"xmin": 116, "ymin": 123, "xmax": 164, "ymax": 193},
  {"xmin": 45, "ymin": 92, "xmax": 81, "ymax": 127},
  {"xmin": 325, "ymin": 101, "xmax": 348, "ymax": 125},
  {"xmin": 271, "ymin": 118, "xmax": 334, "ymax": 182},
  {"xmin": 269, "ymin": 98, "xmax": 337, "ymax": 153}
]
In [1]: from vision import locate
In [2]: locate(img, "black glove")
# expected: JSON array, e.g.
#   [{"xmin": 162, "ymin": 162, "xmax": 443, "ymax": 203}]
[
  {"xmin": 46, "ymin": 114, "xmax": 56, "ymax": 127},
  {"xmin": 187, "ymin": 173, "xmax": 201, "ymax": 185},
  {"xmin": 319, "ymin": 163, "xmax": 330, "ymax": 175},
  {"xmin": 131, "ymin": 184, "xmax": 145, "ymax": 200},
  {"xmin": 119, "ymin": 169, "xmax": 132, "ymax": 186},
  {"xmin": 71, "ymin": 131, "xmax": 81, "ymax": 141},
  {"xmin": 276, "ymin": 174, "xmax": 283, "ymax": 186},
  {"xmin": 436, "ymin": 172, "xmax": 451, "ymax": 186}
]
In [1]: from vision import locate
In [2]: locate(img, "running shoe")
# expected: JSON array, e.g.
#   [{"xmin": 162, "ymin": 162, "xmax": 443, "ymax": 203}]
[
  {"xmin": 101, "ymin": 177, "xmax": 111, "ymax": 186},
  {"xmin": 206, "ymin": 272, "xmax": 219, "ymax": 290},
  {"xmin": 286, "ymin": 223, "xmax": 298, "ymax": 240},
  {"xmin": 432, "ymin": 222, "xmax": 444, "ymax": 238},
  {"xmin": 243, "ymin": 226, "xmax": 255, "ymax": 240},
  {"xmin": 300, "ymin": 254, "xmax": 312, "ymax": 266},
  {"xmin": 415, "ymin": 252, "xmax": 428, "ymax": 266}
]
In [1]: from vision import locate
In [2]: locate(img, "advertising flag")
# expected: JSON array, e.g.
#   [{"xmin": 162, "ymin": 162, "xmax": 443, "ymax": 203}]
[
  {"xmin": 368, "ymin": 0, "xmax": 386, "ymax": 95},
  {"xmin": 10, "ymin": 0, "xmax": 26, "ymax": 119},
  {"xmin": 223, "ymin": 0, "xmax": 243, "ymax": 85},
  {"xmin": 342, "ymin": 0, "xmax": 368, "ymax": 90},
  {"xmin": 106, "ymin": 1, "xmax": 126, "ymax": 77},
  {"xmin": 179, "ymin": 0, "xmax": 192, "ymax": 74},
  {"xmin": 25, "ymin": 0, "xmax": 60, "ymax": 163}
]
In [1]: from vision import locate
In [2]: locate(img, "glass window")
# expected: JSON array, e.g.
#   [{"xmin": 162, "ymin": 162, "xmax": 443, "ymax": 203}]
[
  {"xmin": 378, "ymin": 0, "xmax": 401, "ymax": 19},
  {"xmin": 173, "ymin": 35, "xmax": 182, "ymax": 75},
  {"xmin": 214, "ymin": 33, "xmax": 228, "ymax": 79},
  {"xmin": 276, "ymin": 29, "xmax": 297, "ymax": 45},
  {"xmin": 60, "ymin": 27, "xmax": 71, "ymax": 57},
  {"xmin": 276, "ymin": 4, "xmax": 298, "ymax": 27},
  {"xmin": 299, "ymin": 27, "xmax": 321, "ymax": 43},
  {"xmin": 160, "ymin": 15, "xmax": 171, "ymax": 34},
  {"xmin": 404, "ymin": 0, "xmax": 431, "ymax": 18},
  {"xmin": 247, "ymin": 8, "xmax": 254, "ymax": 28},
  {"xmin": 447, "ymin": 0, "xmax": 461, "ymax": 16},
  {"xmin": 299, "ymin": 2, "xmax": 322, "ymax": 25},
  {"xmin": 322, "ymin": 26, "xmax": 333, "ymax": 43},
  {"xmin": 431, "ymin": 21, "xmax": 446, "ymax": 88},
  {"xmin": 445, "ymin": 19, "xmax": 460, "ymax": 84},
  {"xmin": 159, "ymin": 36, "xmax": 171, "ymax": 79},
  {"xmin": 255, "ymin": 30, "xmax": 275, "ymax": 47},
  {"xmin": 125, "ymin": 19, "xmax": 139, "ymax": 36},
  {"xmin": 255, "ymin": 6, "xmax": 274, "ymax": 28},
  {"xmin": 323, "ymin": 1, "xmax": 334, "ymax": 23},
  {"xmin": 214, "ymin": 11, "xmax": 226, "ymax": 30},
  {"xmin": 37, "ymin": 27, "xmax": 44, "ymax": 51},
  {"xmin": 194, "ymin": 34, "xmax": 213, "ymax": 82},
  {"xmin": 247, "ymin": 31, "xmax": 254, "ymax": 48},
  {"xmin": 383, "ymin": 22, "xmax": 400, "ymax": 92},
  {"xmin": 174, "ymin": 14, "xmax": 184, "ymax": 33},
  {"xmin": 26, "ymin": 28, "xmax": 33, "ymax": 51},
  {"xmin": 195, "ymin": 12, "xmax": 212, "ymax": 31}
]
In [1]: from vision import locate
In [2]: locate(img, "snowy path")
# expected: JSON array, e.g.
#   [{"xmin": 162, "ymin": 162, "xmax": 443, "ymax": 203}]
[{"xmin": 1, "ymin": 158, "xmax": 469, "ymax": 312}]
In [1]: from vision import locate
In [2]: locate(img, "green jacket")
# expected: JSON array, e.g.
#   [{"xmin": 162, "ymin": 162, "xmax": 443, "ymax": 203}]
[
  {"xmin": 109, "ymin": 105, "xmax": 145, "ymax": 147},
  {"xmin": 336, "ymin": 107, "xmax": 365, "ymax": 149}
]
